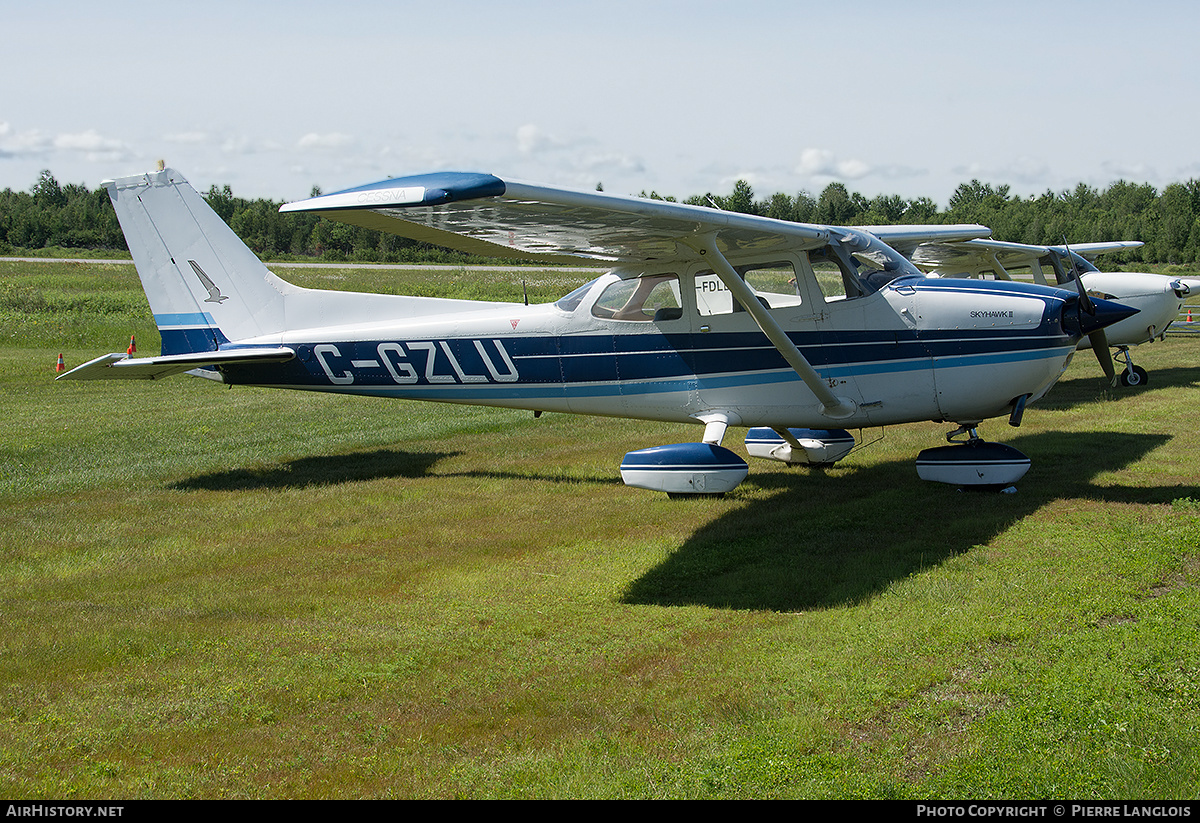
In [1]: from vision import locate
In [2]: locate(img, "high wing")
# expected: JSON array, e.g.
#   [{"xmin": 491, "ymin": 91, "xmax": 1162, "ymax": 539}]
[
  {"xmin": 281, "ymin": 173, "xmax": 997, "ymax": 267},
  {"xmin": 1056, "ymin": 241, "xmax": 1145, "ymax": 261},
  {"xmin": 858, "ymin": 224, "xmax": 994, "ymax": 257},
  {"xmin": 907, "ymin": 237, "xmax": 1145, "ymax": 281},
  {"xmin": 282, "ymin": 172, "xmax": 840, "ymax": 265}
]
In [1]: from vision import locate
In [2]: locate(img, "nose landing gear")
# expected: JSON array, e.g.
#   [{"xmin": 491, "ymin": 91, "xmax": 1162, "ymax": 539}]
[{"xmin": 1114, "ymin": 347, "xmax": 1148, "ymax": 387}]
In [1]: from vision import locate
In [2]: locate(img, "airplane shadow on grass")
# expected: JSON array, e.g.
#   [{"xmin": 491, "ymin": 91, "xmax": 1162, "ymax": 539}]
[
  {"xmin": 169, "ymin": 448, "xmax": 461, "ymax": 492},
  {"xmin": 1037, "ymin": 364, "xmax": 1200, "ymax": 411},
  {"xmin": 621, "ymin": 430, "xmax": 1199, "ymax": 612},
  {"xmin": 168, "ymin": 448, "xmax": 626, "ymax": 492},
  {"xmin": 166, "ymin": 429, "xmax": 1196, "ymax": 614}
]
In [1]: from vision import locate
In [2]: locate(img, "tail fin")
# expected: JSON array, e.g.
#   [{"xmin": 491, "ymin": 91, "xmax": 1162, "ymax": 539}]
[{"xmin": 105, "ymin": 168, "xmax": 287, "ymax": 354}]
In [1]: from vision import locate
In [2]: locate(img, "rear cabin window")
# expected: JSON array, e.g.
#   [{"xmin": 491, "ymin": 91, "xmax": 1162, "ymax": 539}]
[
  {"xmin": 590, "ymin": 274, "xmax": 682, "ymax": 321},
  {"xmin": 555, "ymin": 276, "xmax": 604, "ymax": 312}
]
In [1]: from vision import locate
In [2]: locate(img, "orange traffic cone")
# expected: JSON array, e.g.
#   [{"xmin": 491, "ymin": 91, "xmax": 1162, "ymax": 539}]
[
  {"xmin": 127, "ymin": 335, "xmax": 137, "ymax": 355},
  {"xmin": 55, "ymin": 353, "xmax": 65, "ymax": 373},
  {"xmin": 1188, "ymin": 308, "xmax": 1193, "ymax": 323}
]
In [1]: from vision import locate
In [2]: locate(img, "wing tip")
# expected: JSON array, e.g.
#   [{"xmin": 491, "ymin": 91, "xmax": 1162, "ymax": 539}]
[{"xmin": 281, "ymin": 172, "xmax": 506, "ymax": 214}]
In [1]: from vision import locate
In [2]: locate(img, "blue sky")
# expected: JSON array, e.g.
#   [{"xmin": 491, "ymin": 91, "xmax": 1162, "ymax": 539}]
[{"xmin": 4, "ymin": 0, "xmax": 1198, "ymax": 207}]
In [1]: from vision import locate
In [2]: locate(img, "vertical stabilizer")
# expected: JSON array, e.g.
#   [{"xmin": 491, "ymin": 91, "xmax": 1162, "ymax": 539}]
[{"xmin": 105, "ymin": 168, "xmax": 287, "ymax": 354}]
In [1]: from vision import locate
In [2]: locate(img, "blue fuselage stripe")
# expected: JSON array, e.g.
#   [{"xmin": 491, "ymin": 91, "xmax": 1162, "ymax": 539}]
[
  {"xmin": 213, "ymin": 325, "xmax": 1073, "ymax": 401},
  {"xmin": 155, "ymin": 312, "xmax": 215, "ymax": 326}
]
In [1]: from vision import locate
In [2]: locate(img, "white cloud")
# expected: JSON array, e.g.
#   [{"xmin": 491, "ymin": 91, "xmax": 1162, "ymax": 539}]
[
  {"xmin": 836, "ymin": 158, "xmax": 870, "ymax": 180},
  {"xmin": 795, "ymin": 148, "xmax": 871, "ymax": 181},
  {"xmin": 1100, "ymin": 159, "xmax": 1156, "ymax": 182},
  {"xmin": 49, "ymin": 129, "xmax": 132, "ymax": 163},
  {"xmin": 165, "ymin": 132, "xmax": 212, "ymax": 145},
  {"xmin": 950, "ymin": 157, "xmax": 1059, "ymax": 195},
  {"xmin": 220, "ymin": 135, "xmax": 283, "ymax": 156},
  {"xmin": 1169, "ymin": 161, "xmax": 1200, "ymax": 183},
  {"xmin": 517, "ymin": 124, "xmax": 552, "ymax": 155},
  {"xmin": 578, "ymin": 151, "xmax": 644, "ymax": 175},
  {"xmin": 0, "ymin": 124, "xmax": 52, "ymax": 158},
  {"xmin": 53, "ymin": 129, "xmax": 125, "ymax": 153},
  {"xmin": 515, "ymin": 124, "xmax": 596, "ymax": 157},
  {"xmin": 297, "ymin": 132, "xmax": 356, "ymax": 151}
]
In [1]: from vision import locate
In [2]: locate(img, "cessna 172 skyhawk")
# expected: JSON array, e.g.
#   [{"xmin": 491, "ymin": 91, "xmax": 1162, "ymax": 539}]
[
  {"xmin": 902, "ymin": 237, "xmax": 1191, "ymax": 387},
  {"xmin": 58, "ymin": 168, "xmax": 1137, "ymax": 494}
]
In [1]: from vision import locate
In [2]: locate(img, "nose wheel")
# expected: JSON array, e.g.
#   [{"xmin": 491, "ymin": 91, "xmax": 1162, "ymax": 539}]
[{"xmin": 1115, "ymin": 347, "xmax": 1148, "ymax": 387}]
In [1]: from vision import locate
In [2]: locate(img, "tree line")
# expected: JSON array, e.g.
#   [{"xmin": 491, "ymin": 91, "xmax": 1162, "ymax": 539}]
[{"xmin": 4, "ymin": 169, "xmax": 1200, "ymax": 265}]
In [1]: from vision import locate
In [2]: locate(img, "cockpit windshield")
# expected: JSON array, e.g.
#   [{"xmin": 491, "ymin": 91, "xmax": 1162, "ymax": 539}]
[
  {"xmin": 1061, "ymin": 249, "xmax": 1100, "ymax": 274},
  {"xmin": 842, "ymin": 229, "xmax": 924, "ymax": 289},
  {"xmin": 811, "ymin": 229, "xmax": 924, "ymax": 297},
  {"xmin": 1040, "ymin": 249, "xmax": 1099, "ymax": 286}
]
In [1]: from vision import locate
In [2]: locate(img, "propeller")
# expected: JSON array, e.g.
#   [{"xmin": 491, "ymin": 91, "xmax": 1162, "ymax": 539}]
[{"xmin": 1061, "ymin": 239, "xmax": 1117, "ymax": 386}]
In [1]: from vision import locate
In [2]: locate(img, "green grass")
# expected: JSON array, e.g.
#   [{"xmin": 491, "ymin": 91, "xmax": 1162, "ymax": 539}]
[
  {"xmin": 0, "ymin": 259, "xmax": 598, "ymax": 353},
  {"xmin": 1, "ymin": 260, "xmax": 1199, "ymax": 798}
]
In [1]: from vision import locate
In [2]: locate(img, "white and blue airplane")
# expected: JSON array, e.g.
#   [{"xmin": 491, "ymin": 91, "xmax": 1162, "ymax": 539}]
[
  {"xmin": 903, "ymin": 237, "xmax": 1192, "ymax": 387},
  {"xmin": 58, "ymin": 167, "xmax": 1138, "ymax": 494}
]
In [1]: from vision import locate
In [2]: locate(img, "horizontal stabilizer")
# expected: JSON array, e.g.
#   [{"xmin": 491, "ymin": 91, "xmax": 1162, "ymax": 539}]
[{"xmin": 56, "ymin": 347, "xmax": 295, "ymax": 381}]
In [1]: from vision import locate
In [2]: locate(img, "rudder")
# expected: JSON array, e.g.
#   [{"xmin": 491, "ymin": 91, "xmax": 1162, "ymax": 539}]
[{"xmin": 105, "ymin": 168, "xmax": 287, "ymax": 355}]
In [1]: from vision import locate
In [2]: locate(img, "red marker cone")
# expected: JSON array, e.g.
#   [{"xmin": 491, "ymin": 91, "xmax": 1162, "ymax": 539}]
[
  {"xmin": 56, "ymin": 353, "xmax": 65, "ymax": 373},
  {"xmin": 1188, "ymin": 308, "xmax": 1193, "ymax": 323},
  {"xmin": 127, "ymin": 335, "xmax": 137, "ymax": 355}
]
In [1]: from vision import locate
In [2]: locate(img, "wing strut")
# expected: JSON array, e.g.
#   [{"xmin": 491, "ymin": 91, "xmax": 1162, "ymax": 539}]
[
  {"xmin": 988, "ymin": 253, "xmax": 1012, "ymax": 281},
  {"xmin": 691, "ymin": 234, "xmax": 856, "ymax": 419}
]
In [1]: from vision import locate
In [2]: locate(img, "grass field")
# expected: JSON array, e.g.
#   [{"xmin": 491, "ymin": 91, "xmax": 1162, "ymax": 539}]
[{"xmin": 2, "ymin": 259, "xmax": 1199, "ymax": 799}]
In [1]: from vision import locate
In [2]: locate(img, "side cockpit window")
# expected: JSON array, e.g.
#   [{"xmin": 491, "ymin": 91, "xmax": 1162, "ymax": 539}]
[
  {"xmin": 590, "ymin": 274, "xmax": 682, "ymax": 322},
  {"xmin": 694, "ymin": 261, "xmax": 801, "ymax": 316},
  {"xmin": 807, "ymin": 245, "xmax": 866, "ymax": 301}
]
